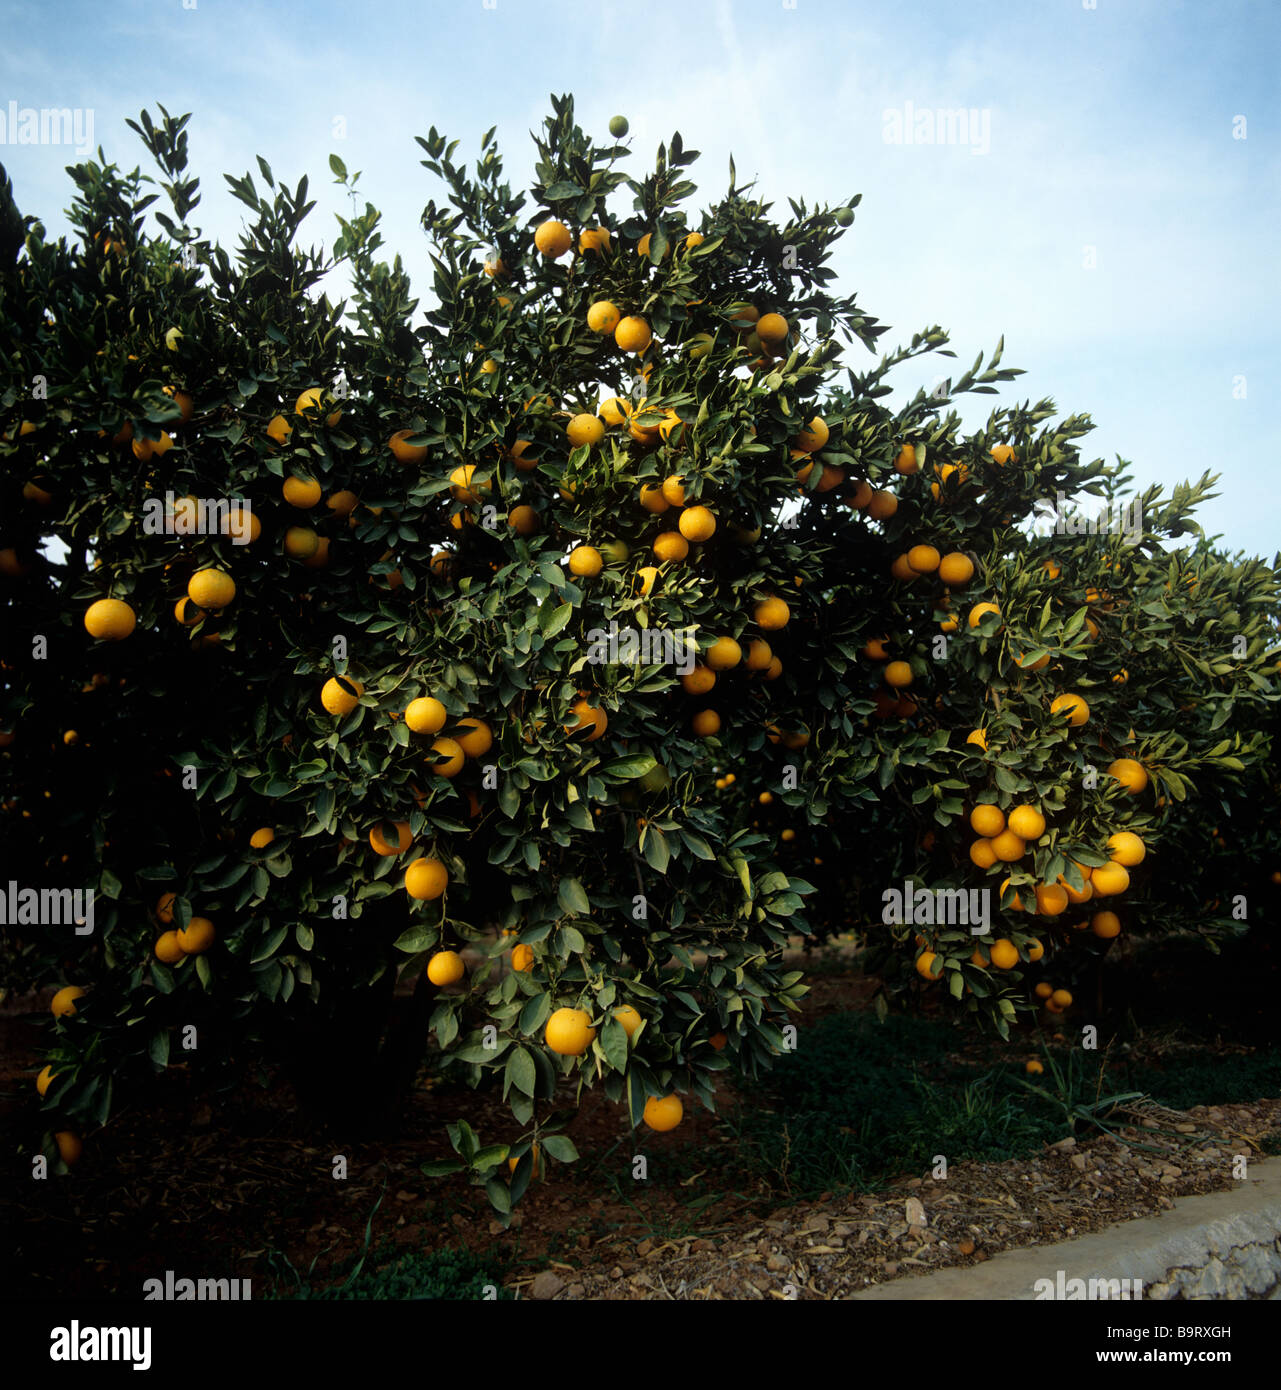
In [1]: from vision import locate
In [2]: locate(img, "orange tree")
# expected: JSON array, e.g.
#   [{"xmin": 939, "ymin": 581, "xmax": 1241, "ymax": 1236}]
[{"xmin": 3, "ymin": 98, "xmax": 1277, "ymax": 1199}]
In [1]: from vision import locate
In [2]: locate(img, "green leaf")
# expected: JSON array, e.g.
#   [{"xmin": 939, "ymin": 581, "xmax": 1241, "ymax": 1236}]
[
  {"xmin": 251, "ymin": 923, "xmax": 288, "ymax": 963},
  {"xmin": 558, "ymin": 877, "xmax": 590, "ymax": 915},
  {"xmin": 506, "ymin": 1046, "xmax": 536, "ymax": 1098},
  {"xmin": 540, "ymin": 1134, "xmax": 579, "ymax": 1163},
  {"xmin": 393, "ymin": 924, "xmax": 436, "ymax": 953}
]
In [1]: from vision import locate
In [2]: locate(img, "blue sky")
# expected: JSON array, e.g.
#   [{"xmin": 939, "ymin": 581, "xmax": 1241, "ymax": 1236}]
[{"xmin": 2, "ymin": 0, "xmax": 1277, "ymax": 558}]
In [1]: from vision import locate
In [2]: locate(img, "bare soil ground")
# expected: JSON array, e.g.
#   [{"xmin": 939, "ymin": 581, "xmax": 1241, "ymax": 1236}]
[{"xmin": 4, "ymin": 942, "xmax": 1278, "ymax": 1301}]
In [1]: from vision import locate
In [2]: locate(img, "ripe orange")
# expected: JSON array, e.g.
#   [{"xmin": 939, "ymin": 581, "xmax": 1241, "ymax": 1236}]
[
  {"xmin": 991, "ymin": 829, "xmax": 1026, "ymax": 862},
  {"xmin": 177, "ymin": 917, "xmax": 216, "ymax": 953},
  {"xmin": 84, "ymin": 598, "xmax": 136, "ymax": 641},
  {"xmin": 266, "ymin": 414, "xmax": 292, "ymax": 445},
  {"xmin": 1026, "ymin": 1060, "xmax": 1044, "ymax": 1075},
  {"xmin": 1091, "ymin": 862, "xmax": 1131, "ymax": 896},
  {"xmin": 155, "ymin": 930, "xmax": 186, "ymax": 964},
  {"xmin": 534, "ymin": 219, "xmax": 572, "ymax": 257},
  {"xmin": 794, "ymin": 416, "xmax": 829, "ymax": 451},
  {"xmin": 692, "ymin": 709, "xmax": 721, "ymax": 738},
  {"xmin": 744, "ymin": 639, "xmax": 773, "ymax": 672},
  {"xmin": 156, "ymin": 893, "xmax": 176, "ymax": 925},
  {"xmin": 321, "ymin": 676, "xmax": 364, "ymax": 716},
  {"xmin": 566, "ymin": 413, "xmax": 605, "ymax": 448},
  {"xmin": 989, "ymin": 939, "xmax": 1019, "ymax": 970},
  {"xmin": 1092, "ymin": 910, "xmax": 1121, "ymax": 939},
  {"xmin": 969, "ymin": 804, "xmax": 1005, "ymax": 838},
  {"xmin": 249, "ymin": 827, "xmax": 275, "ymax": 849},
  {"xmin": 509, "ymin": 439, "xmax": 539, "ymax": 472},
  {"xmin": 915, "ymin": 951, "xmax": 942, "ymax": 980},
  {"xmin": 659, "ymin": 474, "xmax": 687, "ymax": 507},
  {"xmin": 639, "ymin": 483, "xmax": 669, "ymax": 513},
  {"xmin": 682, "ymin": 665, "xmax": 716, "ymax": 695},
  {"xmin": 938, "ymin": 552, "xmax": 974, "ymax": 587},
  {"xmin": 1025, "ymin": 938, "xmax": 1045, "ymax": 961},
  {"xmin": 885, "ymin": 661, "xmax": 912, "ymax": 688},
  {"xmin": 546, "ymin": 1007, "xmax": 596, "ymax": 1056},
  {"xmin": 754, "ymin": 596, "xmax": 790, "ymax": 630},
  {"xmin": 1034, "ymin": 884, "xmax": 1069, "ymax": 917},
  {"xmin": 36, "ymin": 1064, "xmax": 59, "ymax": 1097},
  {"xmin": 370, "ymin": 821, "xmax": 412, "ymax": 856},
  {"xmin": 969, "ymin": 838, "xmax": 998, "ymax": 869},
  {"xmin": 430, "ymin": 738, "xmax": 465, "ymax": 777},
  {"xmin": 188, "ymin": 569, "xmax": 235, "ymax": 610},
  {"xmin": 1106, "ymin": 831, "xmax": 1146, "ymax": 866},
  {"xmin": 568, "ymin": 545, "xmax": 603, "ymax": 577},
  {"xmin": 587, "ymin": 300, "xmax": 623, "ymax": 335},
  {"xmin": 1051, "ymin": 693, "xmax": 1089, "ymax": 726},
  {"xmin": 1050, "ymin": 988, "xmax": 1073, "ymax": 1009},
  {"xmin": 599, "ymin": 396, "xmax": 632, "ymax": 426},
  {"xmin": 580, "ymin": 226, "xmax": 611, "ymax": 254},
  {"xmin": 613, "ymin": 1005, "xmax": 642, "ymax": 1039},
  {"xmin": 508, "ymin": 505, "xmax": 539, "ymax": 537},
  {"xmin": 894, "ymin": 443, "xmax": 918, "ymax": 475},
  {"xmin": 449, "ymin": 464, "xmax": 490, "ymax": 503},
  {"xmin": 990, "ymin": 444, "xmax": 1016, "ymax": 465},
  {"xmin": 283, "ymin": 475, "xmax": 322, "ymax": 508},
  {"xmin": 706, "ymin": 637, "xmax": 742, "ymax": 670},
  {"xmin": 614, "ymin": 316, "xmax": 652, "ymax": 354},
  {"xmin": 968, "ymin": 602, "xmax": 1001, "ymax": 630},
  {"xmin": 1034, "ymin": 982, "xmax": 1053, "ymax": 1000},
  {"xmin": 1007, "ymin": 805, "xmax": 1046, "ymax": 841},
  {"xmin": 907, "ymin": 544, "xmax": 940, "ymax": 574},
  {"xmin": 50, "ymin": 986, "xmax": 85, "ymax": 1018},
  {"xmin": 643, "ymin": 1094, "xmax": 684, "ymax": 1131},
  {"xmin": 999, "ymin": 878, "xmax": 1025, "ymax": 911},
  {"xmin": 406, "ymin": 857, "xmax": 449, "ymax": 900},
  {"xmin": 54, "ymin": 1131, "xmax": 82, "ymax": 1165},
  {"xmin": 890, "ymin": 554, "xmax": 917, "ymax": 582},
  {"xmin": 389, "ymin": 429, "xmax": 428, "ymax": 464},
  {"xmin": 866, "ymin": 489, "xmax": 898, "ymax": 520},
  {"xmin": 679, "ymin": 506, "xmax": 716, "ymax": 542},
  {"xmin": 756, "ymin": 313, "xmax": 788, "ymax": 344},
  {"xmin": 566, "ymin": 699, "xmax": 608, "ymax": 742},
  {"xmin": 653, "ymin": 532, "xmax": 689, "ymax": 563},
  {"xmin": 405, "ymin": 697, "xmax": 448, "ymax": 735},
  {"xmin": 427, "ymin": 950, "xmax": 465, "ymax": 985},
  {"xmin": 1106, "ymin": 758, "xmax": 1148, "ymax": 794},
  {"xmin": 511, "ymin": 944, "xmax": 534, "ymax": 973},
  {"xmin": 284, "ymin": 526, "xmax": 319, "ymax": 559},
  {"xmin": 455, "ymin": 718, "xmax": 493, "ymax": 758}
]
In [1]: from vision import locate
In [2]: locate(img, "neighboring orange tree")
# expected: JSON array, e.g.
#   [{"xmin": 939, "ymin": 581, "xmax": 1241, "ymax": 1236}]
[{"xmin": 3, "ymin": 98, "xmax": 1277, "ymax": 1202}]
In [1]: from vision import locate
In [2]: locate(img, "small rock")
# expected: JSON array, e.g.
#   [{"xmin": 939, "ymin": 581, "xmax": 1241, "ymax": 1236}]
[
  {"xmin": 1142, "ymin": 1119, "xmax": 1159, "ymax": 1129},
  {"xmin": 805, "ymin": 1215, "xmax": 830, "ymax": 1234},
  {"xmin": 883, "ymin": 1261, "xmax": 899, "ymax": 1277},
  {"xmin": 396, "ymin": 1190, "xmax": 417, "ymax": 1203},
  {"xmin": 1162, "ymin": 1164, "xmax": 1183, "ymax": 1178},
  {"xmin": 1207, "ymin": 1107, "xmax": 1225, "ymax": 1121},
  {"xmin": 488, "ymin": 1219, "xmax": 505, "ymax": 1235},
  {"xmin": 636, "ymin": 1239, "xmax": 653, "ymax": 1257},
  {"xmin": 957, "ymin": 1239, "xmax": 976, "ymax": 1256},
  {"xmin": 766, "ymin": 1254, "xmax": 789, "ymax": 1273},
  {"xmin": 530, "ymin": 1271, "xmax": 565, "ymax": 1301},
  {"xmin": 610, "ymin": 1266, "xmax": 624, "ymax": 1280},
  {"xmin": 1147, "ymin": 1281, "xmax": 1174, "ymax": 1300},
  {"xmin": 1052, "ymin": 1136, "xmax": 1077, "ymax": 1152},
  {"xmin": 832, "ymin": 1223, "xmax": 853, "ymax": 1237},
  {"xmin": 906, "ymin": 1177, "xmax": 923, "ymax": 1189},
  {"xmin": 1070, "ymin": 1153, "xmax": 1087, "ymax": 1171},
  {"xmin": 567, "ymin": 1283, "xmax": 585, "ymax": 1299},
  {"xmin": 1175, "ymin": 1123, "xmax": 1196, "ymax": 1134},
  {"xmin": 905, "ymin": 1197, "xmax": 927, "ymax": 1227},
  {"xmin": 690, "ymin": 1239, "xmax": 712, "ymax": 1254}
]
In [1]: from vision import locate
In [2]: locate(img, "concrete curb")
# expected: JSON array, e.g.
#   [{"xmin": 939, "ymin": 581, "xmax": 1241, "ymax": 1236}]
[{"xmin": 848, "ymin": 1157, "xmax": 1281, "ymax": 1300}]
